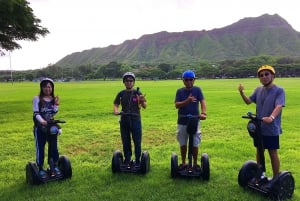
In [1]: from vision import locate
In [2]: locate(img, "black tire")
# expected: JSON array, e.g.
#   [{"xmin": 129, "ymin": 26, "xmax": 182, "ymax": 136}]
[
  {"xmin": 58, "ymin": 155, "xmax": 72, "ymax": 179},
  {"xmin": 269, "ymin": 171, "xmax": 295, "ymax": 200},
  {"xmin": 140, "ymin": 151, "xmax": 150, "ymax": 174},
  {"xmin": 112, "ymin": 150, "xmax": 123, "ymax": 173},
  {"xmin": 171, "ymin": 153, "xmax": 178, "ymax": 178},
  {"xmin": 238, "ymin": 160, "xmax": 260, "ymax": 187},
  {"xmin": 201, "ymin": 153, "xmax": 210, "ymax": 181},
  {"xmin": 25, "ymin": 162, "xmax": 39, "ymax": 185}
]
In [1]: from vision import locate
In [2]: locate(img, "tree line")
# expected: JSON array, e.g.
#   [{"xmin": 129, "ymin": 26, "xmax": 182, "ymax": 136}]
[{"xmin": 1, "ymin": 55, "xmax": 300, "ymax": 82}]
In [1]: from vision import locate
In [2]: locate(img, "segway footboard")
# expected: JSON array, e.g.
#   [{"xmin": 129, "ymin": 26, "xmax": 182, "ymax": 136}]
[{"xmin": 112, "ymin": 150, "xmax": 150, "ymax": 174}]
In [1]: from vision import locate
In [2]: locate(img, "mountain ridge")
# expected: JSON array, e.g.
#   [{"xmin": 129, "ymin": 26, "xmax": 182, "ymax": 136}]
[{"xmin": 56, "ymin": 14, "xmax": 300, "ymax": 67}]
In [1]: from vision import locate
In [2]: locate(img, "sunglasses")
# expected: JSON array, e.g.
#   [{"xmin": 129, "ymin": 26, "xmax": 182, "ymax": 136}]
[
  {"xmin": 125, "ymin": 79, "xmax": 134, "ymax": 82},
  {"xmin": 259, "ymin": 72, "xmax": 270, "ymax": 77},
  {"xmin": 184, "ymin": 78, "xmax": 194, "ymax": 82}
]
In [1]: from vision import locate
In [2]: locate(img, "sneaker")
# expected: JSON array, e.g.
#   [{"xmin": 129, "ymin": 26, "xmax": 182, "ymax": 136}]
[
  {"xmin": 123, "ymin": 159, "xmax": 131, "ymax": 169},
  {"xmin": 178, "ymin": 163, "xmax": 187, "ymax": 171},
  {"xmin": 135, "ymin": 160, "xmax": 140, "ymax": 167},
  {"xmin": 54, "ymin": 166, "xmax": 61, "ymax": 175},
  {"xmin": 188, "ymin": 165, "xmax": 193, "ymax": 172},
  {"xmin": 193, "ymin": 164, "xmax": 201, "ymax": 172},
  {"xmin": 123, "ymin": 159, "xmax": 131, "ymax": 167},
  {"xmin": 38, "ymin": 170, "xmax": 47, "ymax": 179}
]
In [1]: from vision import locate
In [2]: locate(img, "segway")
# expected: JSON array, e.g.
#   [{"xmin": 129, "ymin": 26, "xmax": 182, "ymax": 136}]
[
  {"xmin": 26, "ymin": 119, "xmax": 72, "ymax": 185},
  {"xmin": 171, "ymin": 114, "xmax": 210, "ymax": 180},
  {"xmin": 238, "ymin": 112, "xmax": 294, "ymax": 200},
  {"xmin": 112, "ymin": 112, "xmax": 150, "ymax": 174}
]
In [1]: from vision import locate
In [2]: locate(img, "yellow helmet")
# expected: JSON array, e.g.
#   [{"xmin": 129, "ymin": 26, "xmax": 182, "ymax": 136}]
[{"xmin": 257, "ymin": 65, "xmax": 275, "ymax": 75}]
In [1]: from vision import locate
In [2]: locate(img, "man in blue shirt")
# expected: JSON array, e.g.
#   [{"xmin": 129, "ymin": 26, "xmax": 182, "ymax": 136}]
[
  {"xmin": 175, "ymin": 70, "xmax": 207, "ymax": 170},
  {"xmin": 238, "ymin": 65, "xmax": 285, "ymax": 177}
]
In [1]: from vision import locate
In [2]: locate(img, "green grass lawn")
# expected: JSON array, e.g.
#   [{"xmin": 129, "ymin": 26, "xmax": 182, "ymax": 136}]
[{"xmin": 0, "ymin": 78, "xmax": 299, "ymax": 201}]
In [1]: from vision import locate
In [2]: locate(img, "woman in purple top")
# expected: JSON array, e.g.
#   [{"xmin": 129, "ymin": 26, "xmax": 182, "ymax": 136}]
[{"xmin": 32, "ymin": 78, "xmax": 61, "ymax": 178}]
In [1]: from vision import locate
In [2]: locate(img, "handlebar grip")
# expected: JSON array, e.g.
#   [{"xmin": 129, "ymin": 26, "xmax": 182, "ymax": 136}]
[{"xmin": 48, "ymin": 120, "xmax": 66, "ymax": 124}]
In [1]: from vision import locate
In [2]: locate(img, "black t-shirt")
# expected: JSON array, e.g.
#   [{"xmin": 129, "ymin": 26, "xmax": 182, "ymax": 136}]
[{"xmin": 114, "ymin": 89, "xmax": 142, "ymax": 116}]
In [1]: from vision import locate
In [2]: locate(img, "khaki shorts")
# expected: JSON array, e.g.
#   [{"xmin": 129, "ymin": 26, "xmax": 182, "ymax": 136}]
[{"xmin": 177, "ymin": 124, "xmax": 201, "ymax": 147}]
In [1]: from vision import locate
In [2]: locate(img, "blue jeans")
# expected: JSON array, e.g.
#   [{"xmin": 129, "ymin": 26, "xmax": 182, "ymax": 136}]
[
  {"xmin": 33, "ymin": 126, "xmax": 59, "ymax": 168},
  {"xmin": 120, "ymin": 117, "xmax": 142, "ymax": 162}
]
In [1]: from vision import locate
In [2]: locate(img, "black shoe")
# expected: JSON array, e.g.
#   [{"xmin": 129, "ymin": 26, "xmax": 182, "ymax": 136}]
[
  {"xmin": 123, "ymin": 159, "xmax": 130, "ymax": 166},
  {"xmin": 188, "ymin": 165, "xmax": 193, "ymax": 172},
  {"xmin": 135, "ymin": 160, "xmax": 140, "ymax": 167},
  {"xmin": 178, "ymin": 164, "xmax": 187, "ymax": 171},
  {"xmin": 193, "ymin": 164, "xmax": 201, "ymax": 172}
]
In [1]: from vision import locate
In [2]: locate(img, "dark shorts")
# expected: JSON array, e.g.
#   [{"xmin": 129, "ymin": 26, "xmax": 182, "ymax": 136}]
[{"xmin": 254, "ymin": 135, "xmax": 279, "ymax": 150}]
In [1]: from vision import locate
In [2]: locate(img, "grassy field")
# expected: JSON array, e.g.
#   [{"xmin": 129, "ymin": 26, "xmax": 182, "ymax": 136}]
[{"xmin": 0, "ymin": 78, "xmax": 299, "ymax": 201}]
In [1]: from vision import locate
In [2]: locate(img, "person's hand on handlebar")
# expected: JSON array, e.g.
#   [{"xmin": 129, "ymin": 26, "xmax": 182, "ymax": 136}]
[
  {"xmin": 262, "ymin": 116, "xmax": 273, "ymax": 124},
  {"xmin": 114, "ymin": 111, "xmax": 120, "ymax": 115},
  {"xmin": 200, "ymin": 113, "xmax": 207, "ymax": 120},
  {"xmin": 41, "ymin": 120, "xmax": 47, "ymax": 126},
  {"xmin": 113, "ymin": 104, "xmax": 120, "ymax": 115}
]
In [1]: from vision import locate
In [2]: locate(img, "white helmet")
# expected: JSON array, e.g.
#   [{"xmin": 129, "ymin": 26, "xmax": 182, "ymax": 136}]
[
  {"xmin": 122, "ymin": 72, "xmax": 135, "ymax": 82},
  {"xmin": 40, "ymin": 78, "xmax": 54, "ymax": 88}
]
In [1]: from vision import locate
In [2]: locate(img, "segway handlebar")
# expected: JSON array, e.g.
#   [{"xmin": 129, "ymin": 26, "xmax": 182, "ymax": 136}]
[
  {"xmin": 242, "ymin": 112, "xmax": 262, "ymax": 121},
  {"xmin": 179, "ymin": 114, "xmax": 200, "ymax": 119},
  {"xmin": 116, "ymin": 111, "xmax": 140, "ymax": 116},
  {"xmin": 48, "ymin": 119, "xmax": 66, "ymax": 124}
]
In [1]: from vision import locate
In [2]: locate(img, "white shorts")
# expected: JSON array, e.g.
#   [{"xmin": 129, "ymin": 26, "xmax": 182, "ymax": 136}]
[{"xmin": 176, "ymin": 124, "xmax": 201, "ymax": 147}]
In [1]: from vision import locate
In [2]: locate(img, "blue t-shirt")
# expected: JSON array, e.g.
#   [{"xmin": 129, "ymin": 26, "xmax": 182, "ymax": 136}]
[
  {"xmin": 175, "ymin": 86, "xmax": 204, "ymax": 125},
  {"xmin": 250, "ymin": 85, "xmax": 285, "ymax": 136}
]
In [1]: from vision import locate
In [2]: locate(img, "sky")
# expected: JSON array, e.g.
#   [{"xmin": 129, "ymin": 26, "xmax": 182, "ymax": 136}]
[{"xmin": 1, "ymin": 0, "xmax": 300, "ymax": 71}]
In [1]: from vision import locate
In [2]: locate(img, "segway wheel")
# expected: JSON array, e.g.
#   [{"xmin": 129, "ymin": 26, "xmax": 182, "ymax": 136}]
[
  {"xmin": 269, "ymin": 171, "xmax": 295, "ymax": 200},
  {"xmin": 171, "ymin": 153, "xmax": 178, "ymax": 178},
  {"xmin": 58, "ymin": 155, "xmax": 72, "ymax": 179},
  {"xmin": 201, "ymin": 153, "xmax": 210, "ymax": 181},
  {"xmin": 238, "ymin": 160, "xmax": 260, "ymax": 187},
  {"xmin": 140, "ymin": 151, "xmax": 150, "ymax": 174},
  {"xmin": 25, "ymin": 162, "xmax": 39, "ymax": 185},
  {"xmin": 112, "ymin": 150, "xmax": 123, "ymax": 173}
]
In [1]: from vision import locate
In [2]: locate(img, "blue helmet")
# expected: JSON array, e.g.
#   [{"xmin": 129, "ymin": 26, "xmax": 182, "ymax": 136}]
[{"xmin": 182, "ymin": 70, "xmax": 196, "ymax": 79}]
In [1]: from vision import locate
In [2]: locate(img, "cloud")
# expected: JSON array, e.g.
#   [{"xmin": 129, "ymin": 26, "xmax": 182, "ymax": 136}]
[{"xmin": 1, "ymin": 0, "xmax": 299, "ymax": 70}]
